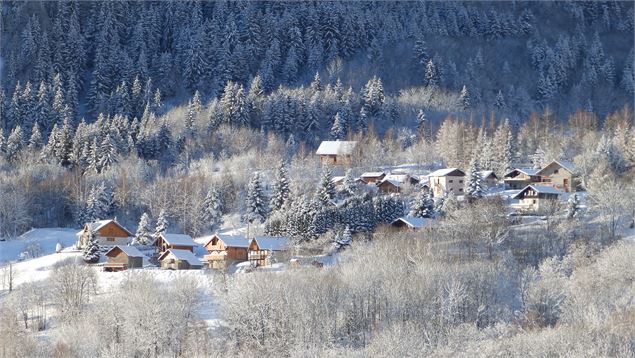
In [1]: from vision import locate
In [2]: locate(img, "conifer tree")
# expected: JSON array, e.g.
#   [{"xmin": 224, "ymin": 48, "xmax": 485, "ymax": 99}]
[
  {"xmin": 315, "ymin": 166, "xmax": 335, "ymax": 205},
  {"xmin": 425, "ymin": 59, "xmax": 439, "ymax": 88},
  {"xmin": 27, "ymin": 122, "xmax": 43, "ymax": 151},
  {"xmin": 334, "ymin": 225, "xmax": 352, "ymax": 251},
  {"xmin": 465, "ymin": 158, "xmax": 484, "ymax": 199},
  {"xmin": 270, "ymin": 161, "xmax": 290, "ymax": 211},
  {"xmin": 131, "ymin": 212, "xmax": 153, "ymax": 246},
  {"xmin": 154, "ymin": 209, "xmax": 169, "ymax": 237},
  {"xmin": 98, "ymin": 133, "xmax": 118, "ymax": 172},
  {"xmin": 565, "ymin": 193, "xmax": 580, "ymax": 219},
  {"xmin": 245, "ymin": 172, "xmax": 268, "ymax": 223},
  {"xmin": 340, "ymin": 169, "xmax": 357, "ymax": 197},
  {"xmin": 330, "ymin": 112, "xmax": 346, "ymax": 140},
  {"xmin": 201, "ymin": 188, "xmax": 223, "ymax": 231},
  {"xmin": 410, "ymin": 189, "xmax": 434, "ymax": 218},
  {"xmin": 82, "ymin": 231, "xmax": 100, "ymax": 263}
]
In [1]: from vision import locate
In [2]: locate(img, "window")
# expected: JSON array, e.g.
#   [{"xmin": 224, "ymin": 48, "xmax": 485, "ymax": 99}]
[
  {"xmin": 107, "ymin": 237, "xmax": 115, "ymax": 242},
  {"xmin": 449, "ymin": 180, "xmax": 453, "ymax": 183},
  {"xmin": 533, "ymin": 200, "xmax": 536, "ymax": 204},
  {"xmin": 553, "ymin": 169, "xmax": 559, "ymax": 174},
  {"xmin": 459, "ymin": 188, "xmax": 463, "ymax": 192},
  {"xmin": 459, "ymin": 180, "xmax": 463, "ymax": 184}
]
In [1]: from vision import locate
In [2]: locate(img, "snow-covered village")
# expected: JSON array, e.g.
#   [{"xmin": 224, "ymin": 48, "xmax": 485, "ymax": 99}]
[{"xmin": 1, "ymin": 1, "xmax": 634, "ymax": 357}]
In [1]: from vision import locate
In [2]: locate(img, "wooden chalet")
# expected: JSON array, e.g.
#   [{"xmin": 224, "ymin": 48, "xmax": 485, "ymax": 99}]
[
  {"xmin": 535, "ymin": 160, "xmax": 578, "ymax": 192},
  {"xmin": 478, "ymin": 170, "xmax": 499, "ymax": 188},
  {"xmin": 315, "ymin": 140, "xmax": 358, "ymax": 165},
  {"xmin": 512, "ymin": 185, "xmax": 563, "ymax": 211},
  {"xmin": 76, "ymin": 219, "xmax": 133, "ymax": 249},
  {"xmin": 504, "ymin": 168, "xmax": 541, "ymax": 190},
  {"xmin": 248, "ymin": 236, "xmax": 291, "ymax": 266},
  {"xmin": 203, "ymin": 234, "xmax": 252, "ymax": 269},
  {"xmin": 158, "ymin": 249, "xmax": 203, "ymax": 270},
  {"xmin": 154, "ymin": 233, "xmax": 197, "ymax": 254},
  {"xmin": 103, "ymin": 245, "xmax": 144, "ymax": 272},
  {"xmin": 360, "ymin": 172, "xmax": 386, "ymax": 184}
]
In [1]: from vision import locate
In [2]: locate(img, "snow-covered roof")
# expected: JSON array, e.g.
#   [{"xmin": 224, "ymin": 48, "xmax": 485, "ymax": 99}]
[
  {"xmin": 159, "ymin": 233, "xmax": 196, "ymax": 246},
  {"xmin": 427, "ymin": 168, "xmax": 465, "ymax": 177},
  {"xmin": 478, "ymin": 170, "xmax": 498, "ymax": 179},
  {"xmin": 332, "ymin": 176, "xmax": 345, "ymax": 184},
  {"xmin": 216, "ymin": 235, "xmax": 251, "ymax": 248},
  {"xmin": 253, "ymin": 236, "xmax": 290, "ymax": 251},
  {"xmin": 160, "ymin": 249, "xmax": 202, "ymax": 266},
  {"xmin": 360, "ymin": 172, "xmax": 386, "ymax": 177},
  {"xmin": 105, "ymin": 245, "xmax": 144, "ymax": 258},
  {"xmin": 84, "ymin": 219, "xmax": 134, "ymax": 236},
  {"xmin": 512, "ymin": 185, "xmax": 564, "ymax": 199},
  {"xmin": 505, "ymin": 168, "xmax": 539, "ymax": 177},
  {"xmin": 390, "ymin": 216, "xmax": 433, "ymax": 228},
  {"xmin": 316, "ymin": 141, "xmax": 358, "ymax": 155}
]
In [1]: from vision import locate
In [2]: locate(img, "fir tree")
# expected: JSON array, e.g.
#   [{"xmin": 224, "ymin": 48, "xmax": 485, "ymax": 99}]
[
  {"xmin": 459, "ymin": 85, "xmax": 471, "ymax": 110},
  {"xmin": 132, "ymin": 212, "xmax": 153, "ymax": 245},
  {"xmin": 334, "ymin": 225, "xmax": 352, "ymax": 251},
  {"xmin": 245, "ymin": 173, "xmax": 268, "ymax": 224},
  {"xmin": 98, "ymin": 133, "xmax": 118, "ymax": 172},
  {"xmin": 465, "ymin": 158, "xmax": 484, "ymax": 199},
  {"xmin": 425, "ymin": 59, "xmax": 439, "ymax": 88},
  {"xmin": 410, "ymin": 189, "xmax": 434, "ymax": 218},
  {"xmin": 270, "ymin": 162, "xmax": 290, "ymax": 211},
  {"xmin": 315, "ymin": 166, "xmax": 335, "ymax": 205},
  {"xmin": 340, "ymin": 169, "xmax": 357, "ymax": 197},
  {"xmin": 565, "ymin": 193, "xmax": 580, "ymax": 219},
  {"xmin": 201, "ymin": 188, "xmax": 224, "ymax": 231},
  {"xmin": 154, "ymin": 209, "xmax": 169, "ymax": 237},
  {"xmin": 330, "ymin": 112, "xmax": 346, "ymax": 140},
  {"xmin": 82, "ymin": 231, "xmax": 100, "ymax": 263},
  {"xmin": 27, "ymin": 122, "xmax": 43, "ymax": 150}
]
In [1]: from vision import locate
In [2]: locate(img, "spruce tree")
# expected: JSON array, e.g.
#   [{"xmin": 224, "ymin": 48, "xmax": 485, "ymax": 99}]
[
  {"xmin": 132, "ymin": 212, "xmax": 153, "ymax": 245},
  {"xmin": 271, "ymin": 162, "xmax": 290, "ymax": 211},
  {"xmin": 340, "ymin": 169, "xmax": 357, "ymax": 197},
  {"xmin": 459, "ymin": 85, "xmax": 471, "ymax": 111},
  {"xmin": 154, "ymin": 209, "xmax": 169, "ymax": 237},
  {"xmin": 245, "ymin": 172, "xmax": 268, "ymax": 223},
  {"xmin": 201, "ymin": 188, "xmax": 223, "ymax": 231},
  {"xmin": 330, "ymin": 112, "xmax": 346, "ymax": 140},
  {"xmin": 334, "ymin": 226, "xmax": 352, "ymax": 251},
  {"xmin": 565, "ymin": 193, "xmax": 580, "ymax": 219},
  {"xmin": 315, "ymin": 166, "xmax": 335, "ymax": 205},
  {"xmin": 465, "ymin": 158, "xmax": 484, "ymax": 199},
  {"xmin": 410, "ymin": 189, "xmax": 434, "ymax": 218},
  {"xmin": 83, "ymin": 231, "xmax": 100, "ymax": 263}
]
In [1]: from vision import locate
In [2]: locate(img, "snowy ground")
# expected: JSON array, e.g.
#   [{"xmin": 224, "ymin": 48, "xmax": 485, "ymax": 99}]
[{"xmin": 0, "ymin": 228, "xmax": 78, "ymax": 262}]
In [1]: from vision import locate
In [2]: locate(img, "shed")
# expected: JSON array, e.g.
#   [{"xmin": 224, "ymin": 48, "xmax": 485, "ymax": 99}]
[
  {"xmin": 316, "ymin": 140, "xmax": 358, "ymax": 165},
  {"xmin": 154, "ymin": 233, "xmax": 196, "ymax": 254}
]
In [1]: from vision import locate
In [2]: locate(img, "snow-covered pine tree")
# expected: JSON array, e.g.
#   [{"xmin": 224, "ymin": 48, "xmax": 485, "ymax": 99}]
[
  {"xmin": 315, "ymin": 166, "xmax": 335, "ymax": 205},
  {"xmin": 425, "ymin": 59, "xmax": 439, "ymax": 88},
  {"xmin": 245, "ymin": 172, "xmax": 268, "ymax": 223},
  {"xmin": 340, "ymin": 169, "xmax": 357, "ymax": 197},
  {"xmin": 201, "ymin": 188, "xmax": 224, "ymax": 231},
  {"xmin": 154, "ymin": 209, "xmax": 169, "ymax": 237},
  {"xmin": 334, "ymin": 225, "xmax": 352, "ymax": 251},
  {"xmin": 98, "ymin": 133, "xmax": 118, "ymax": 172},
  {"xmin": 27, "ymin": 122, "xmax": 43, "ymax": 151},
  {"xmin": 270, "ymin": 161, "xmax": 290, "ymax": 211},
  {"xmin": 409, "ymin": 189, "xmax": 434, "ymax": 218},
  {"xmin": 82, "ymin": 231, "xmax": 100, "ymax": 263},
  {"xmin": 565, "ymin": 193, "xmax": 580, "ymax": 219},
  {"xmin": 132, "ymin": 212, "xmax": 153, "ymax": 245},
  {"xmin": 459, "ymin": 85, "xmax": 471, "ymax": 111},
  {"xmin": 330, "ymin": 112, "xmax": 346, "ymax": 140},
  {"xmin": 465, "ymin": 157, "xmax": 484, "ymax": 199}
]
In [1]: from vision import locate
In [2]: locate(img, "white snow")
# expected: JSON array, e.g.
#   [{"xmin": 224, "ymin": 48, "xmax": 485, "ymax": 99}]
[{"xmin": 0, "ymin": 228, "xmax": 78, "ymax": 263}]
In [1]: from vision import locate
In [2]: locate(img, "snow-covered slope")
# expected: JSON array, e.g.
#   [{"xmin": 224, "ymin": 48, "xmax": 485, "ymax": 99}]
[{"xmin": 0, "ymin": 228, "xmax": 78, "ymax": 262}]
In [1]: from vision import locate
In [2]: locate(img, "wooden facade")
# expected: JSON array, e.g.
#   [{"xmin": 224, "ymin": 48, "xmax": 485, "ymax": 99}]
[
  {"xmin": 158, "ymin": 249, "xmax": 203, "ymax": 270},
  {"xmin": 103, "ymin": 246, "xmax": 143, "ymax": 272},
  {"xmin": 504, "ymin": 168, "xmax": 541, "ymax": 190},
  {"xmin": 203, "ymin": 234, "xmax": 251, "ymax": 269},
  {"xmin": 154, "ymin": 233, "xmax": 196, "ymax": 255},
  {"xmin": 315, "ymin": 141, "xmax": 358, "ymax": 165},
  {"xmin": 536, "ymin": 161, "xmax": 577, "ymax": 192},
  {"xmin": 512, "ymin": 185, "xmax": 563, "ymax": 211},
  {"xmin": 76, "ymin": 219, "xmax": 133, "ymax": 249}
]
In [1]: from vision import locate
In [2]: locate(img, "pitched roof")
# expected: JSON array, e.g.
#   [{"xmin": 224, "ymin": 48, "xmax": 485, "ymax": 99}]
[
  {"xmin": 204, "ymin": 234, "xmax": 252, "ymax": 248},
  {"xmin": 253, "ymin": 236, "xmax": 290, "ymax": 251},
  {"xmin": 512, "ymin": 185, "xmax": 564, "ymax": 199},
  {"xmin": 105, "ymin": 245, "xmax": 144, "ymax": 258},
  {"xmin": 478, "ymin": 170, "xmax": 498, "ymax": 180},
  {"xmin": 159, "ymin": 233, "xmax": 196, "ymax": 247},
  {"xmin": 315, "ymin": 141, "xmax": 358, "ymax": 155},
  {"xmin": 159, "ymin": 249, "xmax": 202, "ymax": 266},
  {"xmin": 378, "ymin": 174, "xmax": 419, "ymax": 187},
  {"xmin": 505, "ymin": 168, "xmax": 539, "ymax": 177},
  {"xmin": 332, "ymin": 176, "xmax": 345, "ymax": 184},
  {"xmin": 536, "ymin": 160, "xmax": 576, "ymax": 175},
  {"xmin": 390, "ymin": 216, "xmax": 433, "ymax": 228},
  {"xmin": 427, "ymin": 168, "xmax": 465, "ymax": 177},
  {"xmin": 86, "ymin": 219, "xmax": 134, "ymax": 236}
]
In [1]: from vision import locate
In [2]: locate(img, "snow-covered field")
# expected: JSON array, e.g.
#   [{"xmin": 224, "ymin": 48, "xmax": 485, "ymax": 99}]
[{"xmin": 0, "ymin": 228, "xmax": 78, "ymax": 262}]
